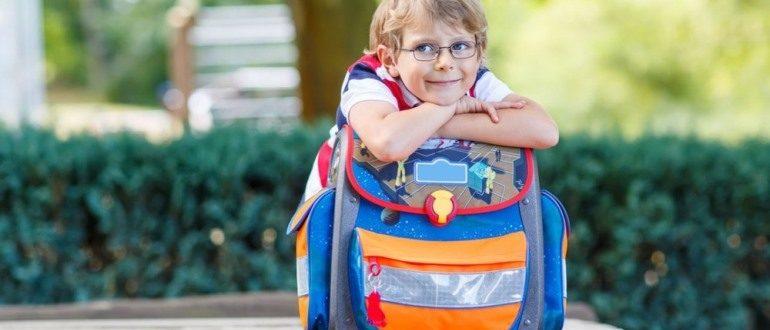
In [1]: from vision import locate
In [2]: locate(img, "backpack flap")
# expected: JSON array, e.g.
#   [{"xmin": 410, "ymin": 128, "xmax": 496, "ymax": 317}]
[
  {"xmin": 341, "ymin": 125, "xmax": 535, "ymax": 223},
  {"xmin": 286, "ymin": 187, "xmax": 334, "ymax": 235}
]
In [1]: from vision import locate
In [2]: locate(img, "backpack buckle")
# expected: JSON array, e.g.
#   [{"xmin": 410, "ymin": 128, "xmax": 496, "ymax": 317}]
[{"xmin": 424, "ymin": 190, "xmax": 458, "ymax": 226}]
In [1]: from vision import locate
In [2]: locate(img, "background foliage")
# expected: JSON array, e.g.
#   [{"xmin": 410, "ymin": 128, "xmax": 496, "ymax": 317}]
[
  {"xmin": 44, "ymin": 0, "xmax": 770, "ymax": 138},
  {"xmin": 43, "ymin": 0, "xmax": 281, "ymax": 104},
  {"xmin": 484, "ymin": 0, "xmax": 770, "ymax": 139},
  {"xmin": 1, "ymin": 124, "xmax": 768, "ymax": 329}
]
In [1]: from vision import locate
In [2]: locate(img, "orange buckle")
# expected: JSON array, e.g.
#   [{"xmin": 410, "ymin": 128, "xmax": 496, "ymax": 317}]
[{"xmin": 424, "ymin": 190, "xmax": 458, "ymax": 227}]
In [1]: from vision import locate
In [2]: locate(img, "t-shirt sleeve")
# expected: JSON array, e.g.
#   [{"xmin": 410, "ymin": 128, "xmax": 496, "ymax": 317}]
[
  {"xmin": 473, "ymin": 68, "xmax": 514, "ymax": 102},
  {"xmin": 339, "ymin": 63, "xmax": 398, "ymax": 120}
]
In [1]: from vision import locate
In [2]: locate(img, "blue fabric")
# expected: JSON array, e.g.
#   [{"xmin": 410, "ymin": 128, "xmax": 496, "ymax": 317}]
[
  {"xmin": 541, "ymin": 190, "xmax": 569, "ymax": 330},
  {"xmin": 348, "ymin": 231, "xmax": 377, "ymax": 330},
  {"xmin": 475, "ymin": 66, "xmax": 490, "ymax": 83},
  {"xmin": 306, "ymin": 191, "xmax": 335, "ymax": 329},
  {"xmin": 355, "ymin": 198, "xmax": 524, "ymax": 241}
]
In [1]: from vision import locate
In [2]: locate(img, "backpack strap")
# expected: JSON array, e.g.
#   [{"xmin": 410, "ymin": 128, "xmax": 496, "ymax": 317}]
[
  {"xmin": 514, "ymin": 154, "xmax": 545, "ymax": 329},
  {"xmin": 328, "ymin": 126, "xmax": 359, "ymax": 330}
]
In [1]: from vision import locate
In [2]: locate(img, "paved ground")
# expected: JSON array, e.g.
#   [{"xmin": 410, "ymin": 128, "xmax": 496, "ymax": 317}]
[
  {"xmin": 0, "ymin": 292, "xmax": 619, "ymax": 329},
  {"xmin": 0, "ymin": 318, "xmax": 620, "ymax": 329}
]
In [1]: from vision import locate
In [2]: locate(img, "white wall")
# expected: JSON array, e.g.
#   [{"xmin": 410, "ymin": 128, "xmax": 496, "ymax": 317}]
[{"xmin": 0, "ymin": 0, "xmax": 46, "ymax": 128}]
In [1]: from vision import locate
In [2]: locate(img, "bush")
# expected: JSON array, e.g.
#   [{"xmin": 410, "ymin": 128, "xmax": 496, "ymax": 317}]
[
  {"xmin": 538, "ymin": 134, "xmax": 770, "ymax": 329},
  {"xmin": 0, "ymin": 124, "xmax": 767, "ymax": 329},
  {"xmin": 0, "ymin": 123, "xmax": 326, "ymax": 303}
]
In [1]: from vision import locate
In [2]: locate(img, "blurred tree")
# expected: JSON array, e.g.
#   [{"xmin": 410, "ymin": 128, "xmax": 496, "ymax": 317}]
[
  {"xmin": 44, "ymin": 0, "xmax": 281, "ymax": 105},
  {"xmin": 287, "ymin": 0, "xmax": 378, "ymax": 121},
  {"xmin": 482, "ymin": 0, "xmax": 770, "ymax": 139},
  {"xmin": 43, "ymin": 0, "xmax": 87, "ymax": 86}
]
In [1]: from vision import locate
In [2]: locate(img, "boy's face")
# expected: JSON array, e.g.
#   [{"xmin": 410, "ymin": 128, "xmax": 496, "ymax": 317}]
[{"xmin": 383, "ymin": 22, "xmax": 481, "ymax": 106}]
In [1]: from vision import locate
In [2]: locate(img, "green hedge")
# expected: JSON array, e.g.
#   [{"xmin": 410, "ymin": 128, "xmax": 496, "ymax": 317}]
[
  {"xmin": 0, "ymin": 123, "xmax": 327, "ymax": 303},
  {"xmin": 538, "ymin": 135, "xmax": 770, "ymax": 329},
  {"xmin": 0, "ymin": 124, "xmax": 767, "ymax": 329}
]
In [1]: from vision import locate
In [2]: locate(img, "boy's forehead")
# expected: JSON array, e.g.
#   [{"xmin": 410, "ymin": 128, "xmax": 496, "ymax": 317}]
[{"xmin": 401, "ymin": 21, "xmax": 473, "ymax": 42}]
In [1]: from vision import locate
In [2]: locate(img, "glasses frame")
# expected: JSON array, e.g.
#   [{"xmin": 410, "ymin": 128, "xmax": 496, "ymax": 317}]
[{"xmin": 399, "ymin": 40, "xmax": 478, "ymax": 62}]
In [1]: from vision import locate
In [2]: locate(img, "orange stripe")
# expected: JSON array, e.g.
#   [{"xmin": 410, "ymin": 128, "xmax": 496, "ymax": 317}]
[
  {"xmin": 378, "ymin": 302, "xmax": 520, "ymax": 329},
  {"xmin": 296, "ymin": 223, "xmax": 308, "ymax": 257},
  {"xmin": 562, "ymin": 234, "xmax": 568, "ymax": 258},
  {"xmin": 358, "ymin": 229, "xmax": 526, "ymax": 265},
  {"xmin": 377, "ymin": 257, "xmax": 524, "ymax": 272},
  {"xmin": 298, "ymin": 296, "xmax": 309, "ymax": 329}
]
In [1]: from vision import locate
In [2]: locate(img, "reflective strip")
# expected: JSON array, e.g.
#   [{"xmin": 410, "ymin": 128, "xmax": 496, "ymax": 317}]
[
  {"xmin": 296, "ymin": 256, "xmax": 308, "ymax": 296},
  {"xmin": 562, "ymin": 260, "xmax": 567, "ymax": 298},
  {"xmin": 365, "ymin": 265, "xmax": 525, "ymax": 308}
]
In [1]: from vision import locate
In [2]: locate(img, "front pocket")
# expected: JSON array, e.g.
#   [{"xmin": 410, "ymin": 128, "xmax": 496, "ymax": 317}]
[{"xmin": 349, "ymin": 228, "xmax": 528, "ymax": 330}]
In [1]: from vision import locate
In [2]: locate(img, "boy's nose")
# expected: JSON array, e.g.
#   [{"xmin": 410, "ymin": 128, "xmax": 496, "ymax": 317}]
[{"xmin": 434, "ymin": 49, "xmax": 455, "ymax": 71}]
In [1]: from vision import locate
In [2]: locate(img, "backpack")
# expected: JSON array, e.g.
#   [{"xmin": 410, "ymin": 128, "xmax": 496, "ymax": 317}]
[{"xmin": 287, "ymin": 125, "xmax": 570, "ymax": 329}]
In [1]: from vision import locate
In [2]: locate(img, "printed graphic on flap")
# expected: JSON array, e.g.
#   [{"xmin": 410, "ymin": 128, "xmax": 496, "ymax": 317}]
[{"xmin": 344, "ymin": 126, "xmax": 533, "ymax": 215}]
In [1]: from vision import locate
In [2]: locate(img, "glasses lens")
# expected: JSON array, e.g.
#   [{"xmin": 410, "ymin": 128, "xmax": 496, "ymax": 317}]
[
  {"xmin": 413, "ymin": 44, "xmax": 438, "ymax": 61},
  {"xmin": 415, "ymin": 52, "xmax": 436, "ymax": 61},
  {"xmin": 450, "ymin": 42, "xmax": 476, "ymax": 59}
]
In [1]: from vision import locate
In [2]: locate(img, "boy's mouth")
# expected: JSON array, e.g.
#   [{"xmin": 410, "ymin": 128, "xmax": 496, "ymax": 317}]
[{"xmin": 426, "ymin": 79, "xmax": 461, "ymax": 87}]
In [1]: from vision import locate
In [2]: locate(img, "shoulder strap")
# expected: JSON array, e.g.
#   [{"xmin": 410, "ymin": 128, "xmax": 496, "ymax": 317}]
[
  {"xmin": 328, "ymin": 127, "xmax": 359, "ymax": 329},
  {"xmin": 513, "ymin": 154, "xmax": 545, "ymax": 329}
]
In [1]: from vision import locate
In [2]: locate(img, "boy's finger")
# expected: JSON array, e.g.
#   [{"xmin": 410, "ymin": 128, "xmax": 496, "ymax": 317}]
[
  {"xmin": 485, "ymin": 103, "xmax": 500, "ymax": 123},
  {"xmin": 490, "ymin": 102, "xmax": 512, "ymax": 109},
  {"xmin": 490, "ymin": 101, "xmax": 525, "ymax": 109},
  {"xmin": 473, "ymin": 99, "xmax": 485, "ymax": 113},
  {"xmin": 511, "ymin": 100, "xmax": 527, "ymax": 108}
]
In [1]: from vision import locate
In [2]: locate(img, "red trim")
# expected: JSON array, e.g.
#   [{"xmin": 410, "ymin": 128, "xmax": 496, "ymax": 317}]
[
  {"xmin": 355, "ymin": 55, "xmax": 411, "ymax": 110},
  {"xmin": 317, "ymin": 142, "xmax": 333, "ymax": 188},
  {"xmin": 344, "ymin": 125, "xmax": 534, "ymax": 215}
]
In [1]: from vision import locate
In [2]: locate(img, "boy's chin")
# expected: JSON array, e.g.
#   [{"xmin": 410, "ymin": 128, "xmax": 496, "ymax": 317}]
[{"xmin": 424, "ymin": 94, "xmax": 465, "ymax": 107}]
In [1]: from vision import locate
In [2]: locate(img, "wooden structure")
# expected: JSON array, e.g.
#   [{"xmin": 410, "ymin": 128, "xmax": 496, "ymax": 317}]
[{"xmin": 167, "ymin": 1, "xmax": 300, "ymax": 130}]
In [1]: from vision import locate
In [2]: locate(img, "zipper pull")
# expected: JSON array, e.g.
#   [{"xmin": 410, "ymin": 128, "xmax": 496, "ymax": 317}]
[
  {"xmin": 366, "ymin": 290, "xmax": 386, "ymax": 327},
  {"xmin": 366, "ymin": 258, "xmax": 386, "ymax": 327}
]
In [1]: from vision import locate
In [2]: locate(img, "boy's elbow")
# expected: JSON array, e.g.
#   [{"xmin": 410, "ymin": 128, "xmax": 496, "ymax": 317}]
[
  {"xmin": 366, "ymin": 134, "xmax": 408, "ymax": 163},
  {"xmin": 534, "ymin": 121, "xmax": 559, "ymax": 149},
  {"xmin": 370, "ymin": 149, "xmax": 401, "ymax": 163},
  {"xmin": 539, "ymin": 132, "xmax": 559, "ymax": 149}
]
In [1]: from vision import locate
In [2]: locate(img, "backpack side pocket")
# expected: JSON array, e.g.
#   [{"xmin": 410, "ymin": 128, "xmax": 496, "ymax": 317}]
[
  {"xmin": 288, "ymin": 188, "xmax": 335, "ymax": 329},
  {"xmin": 541, "ymin": 189, "xmax": 570, "ymax": 330}
]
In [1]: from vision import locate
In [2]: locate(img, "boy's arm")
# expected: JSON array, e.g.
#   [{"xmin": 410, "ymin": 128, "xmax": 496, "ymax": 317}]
[
  {"xmin": 348, "ymin": 100, "xmax": 456, "ymax": 162},
  {"xmin": 435, "ymin": 94, "xmax": 559, "ymax": 149}
]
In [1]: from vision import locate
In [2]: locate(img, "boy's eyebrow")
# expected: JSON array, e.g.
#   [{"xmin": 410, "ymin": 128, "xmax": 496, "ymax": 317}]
[{"xmin": 405, "ymin": 35, "xmax": 474, "ymax": 46}]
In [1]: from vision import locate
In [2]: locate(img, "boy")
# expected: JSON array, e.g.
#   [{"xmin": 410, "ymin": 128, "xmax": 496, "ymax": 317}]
[{"xmin": 303, "ymin": 0, "xmax": 558, "ymax": 200}]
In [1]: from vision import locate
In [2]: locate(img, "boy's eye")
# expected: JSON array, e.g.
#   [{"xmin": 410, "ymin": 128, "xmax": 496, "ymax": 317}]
[
  {"xmin": 451, "ymin": 41, "xmax": 472, "ymax": 51},
  {"xmin": 415, "ymin": 43, "xmax": 438, "ymax": 54}
]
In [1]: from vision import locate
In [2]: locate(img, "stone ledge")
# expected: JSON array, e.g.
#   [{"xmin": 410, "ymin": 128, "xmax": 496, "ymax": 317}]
[
  {"xmin": 0, "ymin": 292, "xmax": 614, "ymax": 329},
  {"xmin": 0, "ymin": 318, "xmax": 620, "ymax": 330}
]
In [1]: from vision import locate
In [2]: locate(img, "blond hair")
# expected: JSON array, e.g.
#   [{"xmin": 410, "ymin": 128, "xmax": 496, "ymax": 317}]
[{"xmin": 366, "ymin": 0, "xmax": 488, "ymax": 59}]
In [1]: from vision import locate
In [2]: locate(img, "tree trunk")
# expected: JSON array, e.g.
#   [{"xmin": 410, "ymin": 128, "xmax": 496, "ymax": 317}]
[
  {"xmin": 288, "ymin": 0, "xmax": 378, "ymax": 122},
  {"xmin": 78, "ymin": 0, "xmax": 108, "ymax": 93}
]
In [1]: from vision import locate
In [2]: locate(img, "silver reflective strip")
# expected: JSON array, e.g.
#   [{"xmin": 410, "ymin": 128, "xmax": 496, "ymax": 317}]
[
  {"xmin": 296, "ymin": 256, "xmax": 309, "ymax": 296},
  {"xmin": 365, "ymin": 265, "xmax": 526, "ymax": 308},
  {"xmin": 562, "ymin": 260, "xmax": 567, "ymax": 298}
]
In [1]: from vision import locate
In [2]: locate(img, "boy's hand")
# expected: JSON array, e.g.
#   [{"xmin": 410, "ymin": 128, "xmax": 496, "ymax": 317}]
[{"xmin": 453, "ymin": 96, "xmax": 526, "ymax": 123}]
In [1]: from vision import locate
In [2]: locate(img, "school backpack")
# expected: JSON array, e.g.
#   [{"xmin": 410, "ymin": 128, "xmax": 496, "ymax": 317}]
[{"xmin": 287, "ymin": 125, "xmax": 570, "ymax": 329}]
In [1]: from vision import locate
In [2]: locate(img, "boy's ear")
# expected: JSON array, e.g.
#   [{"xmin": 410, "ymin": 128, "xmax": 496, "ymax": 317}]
[{"xmin": 376, "ymin": 45, "xmax": 399, "ymax": 77}]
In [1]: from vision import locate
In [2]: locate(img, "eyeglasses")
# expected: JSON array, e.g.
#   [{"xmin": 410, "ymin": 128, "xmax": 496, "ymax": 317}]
[{"xmin": 399, "ymin": 41, "xmax": 477, "ymax": 61}]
